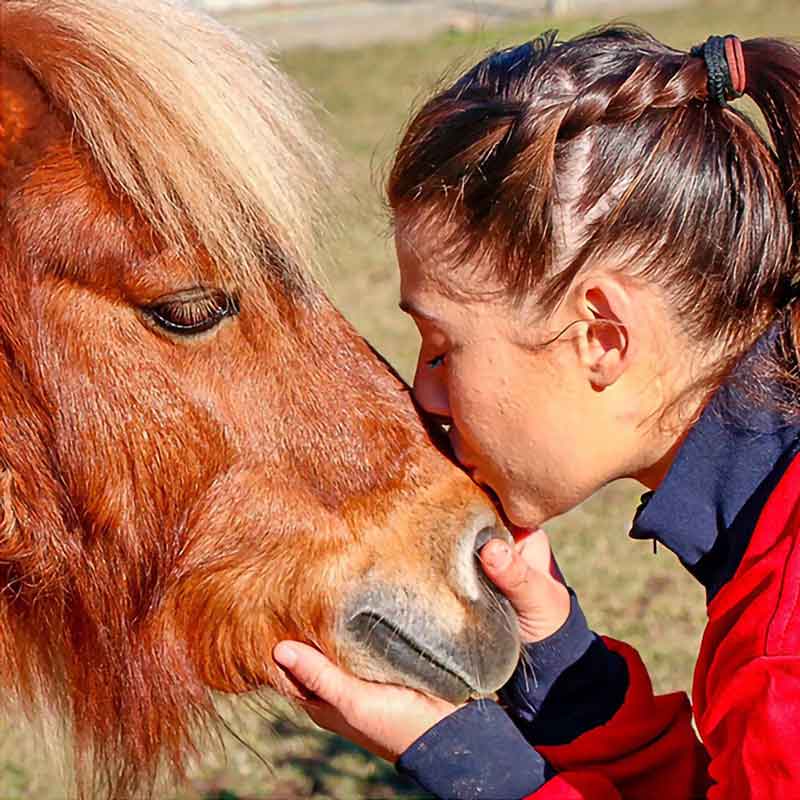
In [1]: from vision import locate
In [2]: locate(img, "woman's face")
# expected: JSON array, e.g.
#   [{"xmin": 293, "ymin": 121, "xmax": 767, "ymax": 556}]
[{"xmin": 395, "ymin": 216, "xmax": 681, "ymax": 528}]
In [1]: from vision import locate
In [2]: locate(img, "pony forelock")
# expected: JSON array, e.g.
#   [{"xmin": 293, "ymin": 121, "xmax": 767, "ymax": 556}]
[{"xmin": 4, "ymin": 0, "xmax": 330, "ymax": 293}]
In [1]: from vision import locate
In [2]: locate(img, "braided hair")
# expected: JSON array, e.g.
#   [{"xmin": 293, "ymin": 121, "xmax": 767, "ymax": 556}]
[{"xmin": 388, "ymin": 27, "xmax": 800, "ymax": 374}]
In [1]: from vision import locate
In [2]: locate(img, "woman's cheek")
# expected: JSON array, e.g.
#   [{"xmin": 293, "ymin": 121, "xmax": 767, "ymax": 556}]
[{"xmin": 450, "ymin": 387, "xmax": 492, "ymax": 453}]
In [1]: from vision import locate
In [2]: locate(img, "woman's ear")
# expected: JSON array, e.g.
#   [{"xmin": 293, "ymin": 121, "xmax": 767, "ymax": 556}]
[{"xmin": 574, "ymin": 279, "xmax": 634, "ymax": 390}]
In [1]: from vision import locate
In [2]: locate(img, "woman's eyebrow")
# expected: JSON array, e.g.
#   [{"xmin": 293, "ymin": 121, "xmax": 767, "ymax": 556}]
[{"xmin": 398, "ymin": 299, "xmax": 439, "ymax": 322}]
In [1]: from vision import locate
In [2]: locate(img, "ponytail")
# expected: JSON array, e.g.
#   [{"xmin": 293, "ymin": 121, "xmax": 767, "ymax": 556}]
[{"xmin": 743, "ymin": 38, "xmax": 800, "ymax": 267}]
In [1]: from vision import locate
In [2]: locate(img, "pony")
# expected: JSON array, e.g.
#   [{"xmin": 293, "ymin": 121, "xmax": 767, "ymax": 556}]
[{"xmin": 0, "ymin": 0, "xmax": 520, "ymax": 796}]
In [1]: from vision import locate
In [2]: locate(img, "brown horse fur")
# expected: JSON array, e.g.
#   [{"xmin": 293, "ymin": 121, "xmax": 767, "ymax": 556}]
[{"xmin": 0, "ymin": 0, "xmax": 516, "ymax": 797}]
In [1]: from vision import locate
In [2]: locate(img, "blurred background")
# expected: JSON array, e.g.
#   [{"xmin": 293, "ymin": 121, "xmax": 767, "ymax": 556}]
[{"xmin": 1, "ymin": 1, "xmax": 796, "ymax": 798}]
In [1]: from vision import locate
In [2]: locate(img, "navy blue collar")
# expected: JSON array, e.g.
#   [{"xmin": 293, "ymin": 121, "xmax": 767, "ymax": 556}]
[{"xmin": 630, "ymin": 321, "xmax": 800, "ymax": 601}]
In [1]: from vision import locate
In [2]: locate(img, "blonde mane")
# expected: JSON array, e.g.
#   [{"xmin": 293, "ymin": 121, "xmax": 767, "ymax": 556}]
[{"xmin": 2, "ymin": 0, "xmax": 329, "ymax": 291}]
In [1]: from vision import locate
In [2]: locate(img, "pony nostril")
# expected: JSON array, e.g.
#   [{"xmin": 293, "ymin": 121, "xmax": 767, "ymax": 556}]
[
  {"xmin": 473, "ymin": 526, "xmax": 495, "ymax": 556},
  {"xmin": 455, "ymin": 521, "xmax": 516, "ymax": 603},
  {"xmin": 473, "ymin": 525, "xmax": 513, "ymax": 557}
]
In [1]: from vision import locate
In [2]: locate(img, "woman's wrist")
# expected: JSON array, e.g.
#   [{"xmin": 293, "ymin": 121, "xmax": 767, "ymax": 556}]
[
  {"xmin": 497, "ymin": 592, "xmax": 630, "ymax": 746},
  {"xmin": 498, "ymin": 590, "xmax": 594, "ymax": 722}
]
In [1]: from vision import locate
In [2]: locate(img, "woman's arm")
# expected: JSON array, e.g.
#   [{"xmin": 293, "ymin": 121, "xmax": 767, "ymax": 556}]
[{"xmin": 273, "ymin": 534, "xmax": 708, "ymax": 799}]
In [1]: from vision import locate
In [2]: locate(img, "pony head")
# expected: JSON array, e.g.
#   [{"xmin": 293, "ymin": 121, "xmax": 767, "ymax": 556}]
[{"xmin": 0, "ymin": 0, "xmax": 520, "ymax": 795}]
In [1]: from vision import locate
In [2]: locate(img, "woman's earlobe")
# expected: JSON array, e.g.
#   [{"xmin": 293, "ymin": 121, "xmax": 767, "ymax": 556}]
[
  {"xmin": 576, "ymin": 317, "xmax": 628, "ymax": 390},
  {"xmin": 577, "ymin": 284, "xmax": 631, "ymax": 389}
]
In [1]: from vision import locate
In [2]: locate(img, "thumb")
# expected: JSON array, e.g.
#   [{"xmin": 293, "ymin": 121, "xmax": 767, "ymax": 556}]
[
  {"xmin": 480, "ymin": 532, "xmax": 571, "ymax": 641},
  {"xmin": 479, "ymin": 534, "xmax": 552, "ymax": 612},
  {"xmin": 274, "ymin": 641, "xmax": 353, "ymax": 708}
]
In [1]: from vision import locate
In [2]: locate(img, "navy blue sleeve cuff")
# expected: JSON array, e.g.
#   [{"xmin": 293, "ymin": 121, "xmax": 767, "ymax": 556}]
[
  {"xmin": 498, "ymin": 590, "xmax": 594, "ymax": 724},
  {"xmin": 498, "ymin": 590, "xmax": 629, "ymax": 746},
  {"xmin": 396, "ymin": 701, "xmax": 551, "ymax": 800}
]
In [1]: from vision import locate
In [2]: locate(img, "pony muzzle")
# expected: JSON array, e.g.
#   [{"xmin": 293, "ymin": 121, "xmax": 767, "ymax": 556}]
[{"xmin": 341, "ymin": 520, "xmax": 521, "ymax": 703}]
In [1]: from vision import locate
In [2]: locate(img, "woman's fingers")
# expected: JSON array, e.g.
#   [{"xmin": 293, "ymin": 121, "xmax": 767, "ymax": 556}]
[
  {"xmin": 480, "ymin": 539, "xmax": 529, "ymax": 598},
  {"xmin": 273, "ymin": 641, "xmax": 460, "ymax": 762},
  {"xmin": 515, "ymin": 528, "xmax": 566, "ymax": 583},
  {"xmin": 274, "ymin": 641, "xmax": 351, "ymax": 710},
  {"xmin": 514, "ymin": 528, "xmax": 554, "ymax": 571}
]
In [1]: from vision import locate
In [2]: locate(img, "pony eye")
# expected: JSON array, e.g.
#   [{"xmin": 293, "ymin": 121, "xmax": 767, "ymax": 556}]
[{"xmin": 145, "ymin": 289, "xmax": 239, "ymax": 336}]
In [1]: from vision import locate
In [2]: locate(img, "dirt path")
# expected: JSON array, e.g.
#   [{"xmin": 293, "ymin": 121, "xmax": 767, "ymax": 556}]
[{"xmin": 218, "ymin": 0, "xmax": 688, "ymax": 51}]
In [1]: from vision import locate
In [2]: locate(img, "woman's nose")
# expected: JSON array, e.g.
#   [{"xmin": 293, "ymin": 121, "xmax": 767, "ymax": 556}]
[{"xmin": 413, "ymin": 358, "xmax": 451, "ymax": 418}]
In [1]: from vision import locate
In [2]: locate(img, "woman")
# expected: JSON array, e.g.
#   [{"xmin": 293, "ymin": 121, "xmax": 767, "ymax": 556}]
[{"xmin": 274, "ymin": 27, "xmax": 800, "ymax": 798}]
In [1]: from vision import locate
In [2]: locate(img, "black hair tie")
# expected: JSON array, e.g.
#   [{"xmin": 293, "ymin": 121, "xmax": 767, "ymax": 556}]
[{"xmin": 690, "ymin": 34, "xmax": 746, "ymax": 107}]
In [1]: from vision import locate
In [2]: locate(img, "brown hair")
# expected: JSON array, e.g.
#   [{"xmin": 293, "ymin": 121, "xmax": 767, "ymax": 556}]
[{"xmin": 388, "ymin": 27, "xmax": 800, "ymax": 387}]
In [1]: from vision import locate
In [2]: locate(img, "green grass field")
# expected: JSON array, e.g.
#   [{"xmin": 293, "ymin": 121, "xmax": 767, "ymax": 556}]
[{"xmin": 2, "ymin": 1, "xmax": 798, "ymax": 797}]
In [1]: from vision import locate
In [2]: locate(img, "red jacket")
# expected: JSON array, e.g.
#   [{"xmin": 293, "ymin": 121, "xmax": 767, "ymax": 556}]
[{"xmin": 533, "ymin": 448, "xmax": 800, "ymax": 798}]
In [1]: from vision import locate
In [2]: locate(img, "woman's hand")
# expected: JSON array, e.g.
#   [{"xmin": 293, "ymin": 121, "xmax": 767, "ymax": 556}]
[
  {"xmin": 273, "ymin": 528, "xmax": 571, "ymax": 760},
  {"xmin": 481, "ymin": 528, "xmax": 571, "ymax": 643},
  {"xmin": 272, "ymin": 641, "xmax": 459, "ymax": 762}
]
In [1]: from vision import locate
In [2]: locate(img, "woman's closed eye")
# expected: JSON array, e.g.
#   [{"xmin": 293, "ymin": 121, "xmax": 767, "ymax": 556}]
[{"xmin": 426, "ymin": 353, "xmax": 447, "ymax": 369}]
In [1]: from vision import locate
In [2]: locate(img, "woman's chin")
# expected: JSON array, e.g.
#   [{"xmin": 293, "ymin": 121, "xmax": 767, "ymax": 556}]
[
  {"xmin": 505, "ymin": 513, "xmax": 542, "ymax": 539},
  {"xmin": 485, "ymin": 485, "xmax": 542, "ymax": 535},
  {"xmin": 470, "ymin": 472, "xmax": 545, "ymax": 533}
]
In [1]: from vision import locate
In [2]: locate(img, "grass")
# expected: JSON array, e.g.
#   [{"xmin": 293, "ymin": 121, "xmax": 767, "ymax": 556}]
[{"xmin": 2, "ymin": 0, "xmax": 798, "ymax": 797}]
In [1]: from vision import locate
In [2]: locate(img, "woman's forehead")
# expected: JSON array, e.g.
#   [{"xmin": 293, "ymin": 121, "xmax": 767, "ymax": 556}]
[
  {"xmin": 398, "ymin": 258, "xmax": 524, "ymax": 341},
  {"xmin": 395, "ymin": 215, "xmax": 504, "ymax": 303}
]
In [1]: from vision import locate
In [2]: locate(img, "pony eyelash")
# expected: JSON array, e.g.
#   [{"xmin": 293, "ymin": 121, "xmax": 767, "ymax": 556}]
[{"xmin": 145, "ymin": 289, "xmax": 240, "ymax": 336}]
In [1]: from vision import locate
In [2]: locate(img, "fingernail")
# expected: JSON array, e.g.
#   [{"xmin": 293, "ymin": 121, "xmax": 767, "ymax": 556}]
[
  {"xmin": 482, "ymin": 540, "xmax": 511, "ymax": 569},
  {"xmin": 274, "ymin": 643, "xmax": 298, "ymax": 669}
]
